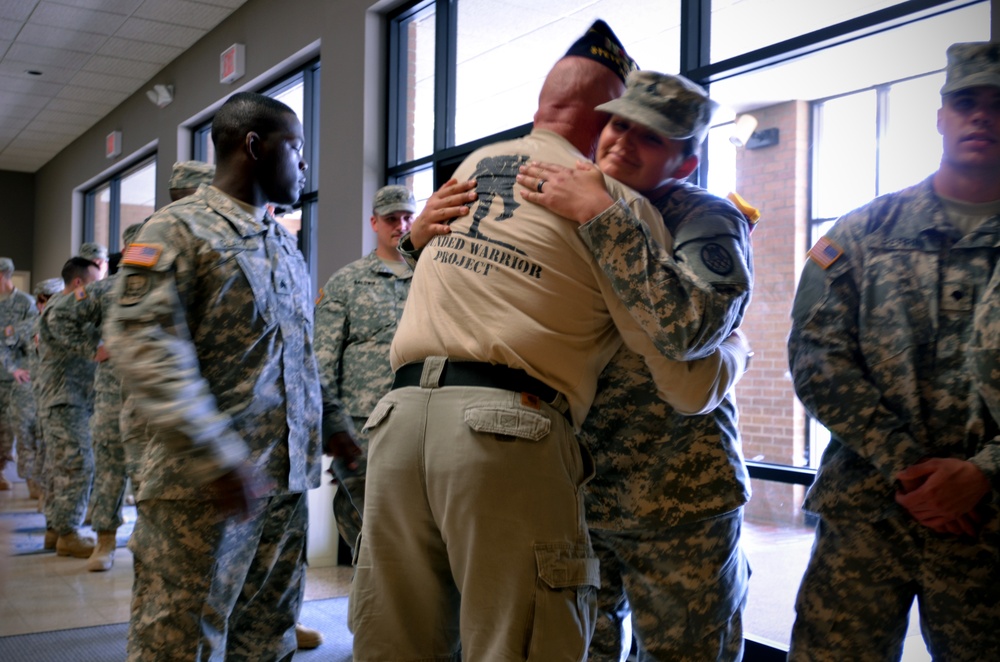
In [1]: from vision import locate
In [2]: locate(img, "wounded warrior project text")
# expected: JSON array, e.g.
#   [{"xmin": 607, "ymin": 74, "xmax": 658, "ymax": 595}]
[{"xmin": 431, "ymin": 234, "xmax": 544, "ymax": 279}]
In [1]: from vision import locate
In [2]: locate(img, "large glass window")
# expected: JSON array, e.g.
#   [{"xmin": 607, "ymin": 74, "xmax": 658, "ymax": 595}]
[
  {"xmin": 386, "ymin": 0, "xmax": 990, "ymax": 657},
  {"xmin": 387, "ymin": 0, "xmax": 682, "ymax": 190},
  {"xmin": 84, "ymin": 156, "xmax": 156, "ymax": 254}
]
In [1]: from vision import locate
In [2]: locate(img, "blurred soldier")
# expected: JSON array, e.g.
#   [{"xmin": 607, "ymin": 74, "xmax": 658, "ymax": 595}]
[
  {"xmin": 79, "ymin": 242, "xmax": 108, "ymax": 280},
  {"xmin": 2, "ymin": 278, "xmax": 62, "ymax": 498},
  {"xmin": 517, "ymin": 70, "xmax": 755, "ymax": 661},
  {"xmin": 351, "ymin": 21, "xmax": 748, "ymax": 661},
  {"xmin": 37, "ymin": 257, "xmax": 103, "ymax": 557},
  {"xmin": 315, "ymin": 184, "xmax": 415, "ymax": 551},
  {"xmin": 788, "ymin": 41, "xmax": 1000, "ymax": 660},
  {"xmin": 107, "ymin": 92, "xmax": 319, "ymax": 661},
  {"xmin": 84, "ymin": 220, "xmax": 152, "ymax": 572},
  {"xmin": 0, "ymin": 257, "xmax": 38, "ymax": 490}
]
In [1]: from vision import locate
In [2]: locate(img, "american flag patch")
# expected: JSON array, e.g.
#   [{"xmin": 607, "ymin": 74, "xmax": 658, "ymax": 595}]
[
  {"xmin": 808, "ymin": 236, "xmax": 844, "ymax": 270},
  {"xmin": 121, "ymin": 243, "xmax": 163, "ymax": 268}
]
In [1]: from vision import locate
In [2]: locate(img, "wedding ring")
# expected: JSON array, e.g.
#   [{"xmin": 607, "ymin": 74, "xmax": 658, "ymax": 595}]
[{"xmin": 536, "ymin": 179, "xmax": 546, "ymax": 193}]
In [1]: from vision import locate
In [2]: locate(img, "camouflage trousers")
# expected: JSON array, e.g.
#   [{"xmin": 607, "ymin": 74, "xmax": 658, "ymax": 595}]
[
  {"xmin": 89, "ymin": 388, "xmax": 126, "ymax": 532},
  {"xmin": 789, "ymin": 511, "xmax": 1000, "ymax": 662},
  {"xmin": 127, "ymin": 492, "xmax": 308, "ymax": 662},
  {"xmin": 42, "ymin": 404, "xmax": 94, "ymax": 534},
  {"xmin": 330, "ymin": 415, "xmax": 368, "ymax": 553},
  {"xmin": 0, "ymin": 380, "xmax": 14, "ymax": 464},
  {"xmin": 118, "ymin": 395, "xmax": 146, "ymax": 491},
  {"xmin": 9, "ymin": 381, "xmax": 38, "ymax": 480},
  {"xmin": 589, "ymin": 509, "xmax": 749, "ymax": 662}
]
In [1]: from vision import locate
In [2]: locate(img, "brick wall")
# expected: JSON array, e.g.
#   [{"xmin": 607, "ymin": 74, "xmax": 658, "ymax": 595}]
[{"xmin": 732, "ymin": 100, "xmax": 812, "ymax": 525}]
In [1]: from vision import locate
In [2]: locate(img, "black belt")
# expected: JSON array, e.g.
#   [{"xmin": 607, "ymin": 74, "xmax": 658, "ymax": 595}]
[{"xmin": 392, "ymin": 361, "xmax": 560, "ymax": 404}]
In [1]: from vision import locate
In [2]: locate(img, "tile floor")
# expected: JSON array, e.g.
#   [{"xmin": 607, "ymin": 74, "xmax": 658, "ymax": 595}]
[{"xmin": 0, "ymin": 476, "xmax": 353, "ymax": 638}]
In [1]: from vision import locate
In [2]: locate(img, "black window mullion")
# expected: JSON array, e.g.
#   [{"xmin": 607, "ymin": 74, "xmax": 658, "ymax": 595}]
[
  {"xmin": 108, "ymin": 180, "xmax": 122, "ymax": 253},
  {"xmin": 434, "ymin": 0, "xmax": 458, "ymax": 153}
]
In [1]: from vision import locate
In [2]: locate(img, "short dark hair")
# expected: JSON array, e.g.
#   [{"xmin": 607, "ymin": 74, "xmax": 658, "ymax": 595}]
[
  {"xmin": 681, "ymin": 137, "xmax": 698, "ymax": 159},
  {"xmin": 211, "ymin": 92, "xmax": 297, "ymax": 159},
  {"xmin": 62, "ymin": 256, "xmax": 98, "ymax": 284}
]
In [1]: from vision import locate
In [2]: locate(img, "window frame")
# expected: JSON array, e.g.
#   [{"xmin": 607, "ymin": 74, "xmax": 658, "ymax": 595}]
[{"xmin": 83, "ymin": 153, "xmax": 156, "ymax": 254}]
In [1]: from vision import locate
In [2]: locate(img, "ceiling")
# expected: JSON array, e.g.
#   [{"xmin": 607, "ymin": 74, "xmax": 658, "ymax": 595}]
[{"xmin": 0, "ymin": 0, "xmax": 248, "ymax": 173}]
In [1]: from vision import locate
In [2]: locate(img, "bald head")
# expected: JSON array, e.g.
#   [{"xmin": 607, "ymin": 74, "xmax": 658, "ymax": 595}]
[{"xmin": 534, "ymin": 56, "xmax": 626, "ymax": 158}]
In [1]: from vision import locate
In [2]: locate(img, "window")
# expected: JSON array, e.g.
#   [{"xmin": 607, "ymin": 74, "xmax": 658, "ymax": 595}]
[
  {"xmin": 386, "ymin": 0, "xmax": 682, "ymax": 194},
  {"xmin": 84, "ymin": 156, "xmax": 156, "ymax": 254},
  {"xmin": 386, "ymin": 0, "xmax": 990, "ymax": 657},
  {"xmin": 191, "ymin": 60, "xmax": 320, "ymax": 270}
]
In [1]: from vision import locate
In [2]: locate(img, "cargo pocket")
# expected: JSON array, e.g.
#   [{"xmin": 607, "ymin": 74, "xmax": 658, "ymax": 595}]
[
  {"xmin": 362, "ymin": 399, "xmax": 395, "ymax": 434},
  {"xmin": 464, "ymin": 405, "xmax": 551, "ymax": 441},
  {"xmin": 524, "ymin": 542, "xmax": 600, "ymax": 661}
]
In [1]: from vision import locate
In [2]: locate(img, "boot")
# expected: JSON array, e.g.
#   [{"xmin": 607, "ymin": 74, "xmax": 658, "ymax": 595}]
[
  {"xmin": 56, "ymin": 529, "xmax": 96, "ymax": 558},
  {"xmin": 295, "ymin": 623, "xmax": 323, "ymax": 649},
  {"xmin": 86, "ymin": 531, "xmax": 117, "ymax": 572},
  {"xmin": 0, "ymin": 473, "xmax": 10, "ymax": 491},
  {"xmin": 27, "ymin": 479, "xmax": 41, "ymax": 500},
  {"xmin": 43, "ymin": 528, "xmax": 58, "ymax": 550}
]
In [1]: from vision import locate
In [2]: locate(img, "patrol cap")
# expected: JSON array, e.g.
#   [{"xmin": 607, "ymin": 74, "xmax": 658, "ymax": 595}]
[
  {"xmin": 122, "ymin": 222, "xmax": 144, "ymax": 248},
  {"xmin": 0, "ymin": 257, "xmax": 13, "ymax": 274},
  {"xmin": 34, "ymin": 278, "xmax": 64, "ymax": 297},
  {"xmin": 941, "ymin": 42, "xmax": 1000, "ymax": 95},
  {"xmin": 563, "ymin": 19, "xmax": 638, "ymax": 84},
  {"xmin": 373, "ymin": 185, "xmax": 416, "ymax": 216},
  {"xmin": 79, "ymin": 242, "xmax": 108, "ymax": 262},
  {"xmin": 596, "ymin": 70, "xmax": 719, "ymax": 143},
  {"xmin": 168, "ymin": 160, "xmax": 215, "ymax": 190}
]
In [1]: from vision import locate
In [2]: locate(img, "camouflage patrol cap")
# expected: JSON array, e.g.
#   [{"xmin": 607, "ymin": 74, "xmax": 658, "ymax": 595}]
[
  {"xmin": 34, "ymin": 278, "xmax": 64, "ymax": 297},
  {"xmin": 373, "ymin": 185, "xmax": 416, "ymax": 216},
  {"xmin": 563, "ymin": 19, "xmax": 638, "ymax": 84},
  {"xmin": 596, "ymin": 70, "xmax": 719, "ymax": 143},
  {"xmin": 941, "ymin": 41, "xmax": 1000, "ymax": 95},
  {"xmin": 79, "ymin": 242, "xmax": 108, "ymax": 262},
  {"xmin": 168, "ymin": 160, "xmax": 215, "ymax": 190},
  {"xmin": 121, "ymin": 222, "xmax": 145, "ymax": 248},
  {"xmin": 0, "ymin": 257, "xmax": 13, "ymax": 274}
]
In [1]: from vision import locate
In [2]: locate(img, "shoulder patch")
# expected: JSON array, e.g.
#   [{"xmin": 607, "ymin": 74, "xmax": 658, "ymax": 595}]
[
  {"xmin": 808, "ymin": 236, "xmax": 844, "ymax": 270},
  {"xmin": 121, "ymin": 243, "xmax": 163, "ymax": 268},
  {"xmin": 119, "ymin": 273, "xmax": 152, "ymax": 306},
  {"xmin": 4, "ymin": 325, "xmax": 12, "ymax": 337},
  {"xmin": 701, "ymin": 243, "xmax": 734, "ymax": 275},
  {"xmin": 74, "ymin": 287, "xmax": 87, "ymax": 301},
  {"xmin": 315, "ymin": 290, "xmax": 324, "ymax": 306}
]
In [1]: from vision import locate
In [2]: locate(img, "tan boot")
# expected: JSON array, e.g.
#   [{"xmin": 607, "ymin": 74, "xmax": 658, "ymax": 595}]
[
  {"xmin": 27, "ymin": 479, "xmax": 41, "ymax": 499},
  {"xmin": 86, "ymin": 531, "xmax": 117, "ymax": 572},
  {"xmin": 56, "ymin": 530, "xmax": 96, "ymax": 558},
  {"xmin": 43, "ymin": 528, "xmax": 58, "ymax": 550},
  {"xmin": 0, "ymin": 473, "xmax": 10, "ymax": 490},
  {"xmin": 295, "ymin": 623, "xmax": 323, "ymax": 649}
]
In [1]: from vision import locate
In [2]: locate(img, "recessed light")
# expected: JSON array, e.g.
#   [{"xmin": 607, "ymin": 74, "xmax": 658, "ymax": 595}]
[{"xmin": 25, "ymin": 70, "xmax": 43, "ymax": 76}]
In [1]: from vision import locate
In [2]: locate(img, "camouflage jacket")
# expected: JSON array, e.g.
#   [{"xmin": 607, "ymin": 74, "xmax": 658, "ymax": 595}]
[
  {"xmin": 1, "ymin": 315, "xmax": 37, "ymax": 375},
  {"xmin": 106, "ymin": 185, "xmax": 322, "ymax": 500},
  {"xmin": 36, "ymin": 288, "xmax": 100, "ymax": 409},
  {"xmin": 81, "ymin": 276, "xmax": 122, "ymax": 395},
  {"xmin": 789, "ymin": 176, "xmax": 1000, "ymax": 521},
  {"xmin": 581, "ymin": 182, "xmax": 754, "ymax": 530},
  {"xmin": 315, "ymin": 251, "xmax": 411, "ymax": 438},
  {"xmin": 578, "ymin": 180, "xmax": 753, "ymax": 361},
  {"xmin": 1, "ymin": 288, "xmax": 38, "ymax": 383}
]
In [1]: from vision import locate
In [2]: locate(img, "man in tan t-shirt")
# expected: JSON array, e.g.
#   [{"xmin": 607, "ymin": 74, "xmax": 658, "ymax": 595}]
[{"xmin": 349, "ymin": 21, "xmax": 749, "ymax": 662}]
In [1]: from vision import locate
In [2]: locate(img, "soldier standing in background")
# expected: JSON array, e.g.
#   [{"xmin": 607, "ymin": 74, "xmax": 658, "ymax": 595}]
[
  {"xmin": 315, "ymin": 184, "xmax": 415, "ymax": 552},
  {"xmin": 37, "ymin": 257, "xmax": 103, "ymax": 557},
  {"xmin": 0, "ymin": 257, "xmax": 39, "ymax": 491},
  {"xmin": 79, "ymin": 242, "xmax": 108, "ymax": 281},
  {"xmin": 107, "ymin": 92, "xmax": 319, "ymax": 661},
  {"xmin": 787, "ymin": 41, "xmax": 1000, "ymax": 660},
  {"xmin": 2, "ymin": 277, "xmax": 62, "ymax": 500}
]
